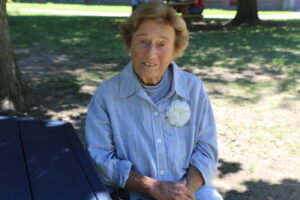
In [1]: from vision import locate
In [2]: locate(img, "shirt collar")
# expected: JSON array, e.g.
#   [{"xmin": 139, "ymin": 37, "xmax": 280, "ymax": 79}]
[
  {"xmin": 171, "ymin": 62, "xmax": 190, "ymax": 101},
  {"xmin": 118, "ymin": 61, "xmax": 190, "ymax": 101},
  {"xmin": 119, "ymin": 62, "xmax": 140, "ymax": 99}
]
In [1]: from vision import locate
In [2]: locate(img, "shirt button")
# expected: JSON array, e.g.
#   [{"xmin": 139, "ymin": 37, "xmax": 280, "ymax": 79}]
[
  {"xmin": 156, "ymin": 138, "xmax": 162, "ymax": 143},
  {"xmin": 160, "ymin": 170, "xmax": 165, "ymax": 175},
  {"xmin": 154, "ymin": 111, "xmax": 159, "ymax": 116}
]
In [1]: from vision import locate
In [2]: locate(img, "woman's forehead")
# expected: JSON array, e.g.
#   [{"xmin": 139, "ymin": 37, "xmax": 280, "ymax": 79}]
[{"xmin": 134, "ymin": 20, "xmax": 175, "ymax": 37}]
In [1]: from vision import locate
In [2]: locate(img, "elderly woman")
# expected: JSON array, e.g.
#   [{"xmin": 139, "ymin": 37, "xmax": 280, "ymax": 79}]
[{"xmin": 86, "ymin": 2, "xmax": 222, "ymax": 200}]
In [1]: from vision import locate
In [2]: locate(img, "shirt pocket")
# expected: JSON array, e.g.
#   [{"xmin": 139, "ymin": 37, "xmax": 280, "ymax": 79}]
[{"xmin": 164, "ymin": 124, "xmax": 197, "ymax": 170}]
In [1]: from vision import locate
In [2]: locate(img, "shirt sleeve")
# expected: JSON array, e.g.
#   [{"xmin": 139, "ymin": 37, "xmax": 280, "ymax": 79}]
[
  {"xmin": 85, "ymin": 87, "xmax": 132, "ymax": 188},
  {"xmin": 190, "ymin": 87, "xmax": 218, "ymax": 185}
]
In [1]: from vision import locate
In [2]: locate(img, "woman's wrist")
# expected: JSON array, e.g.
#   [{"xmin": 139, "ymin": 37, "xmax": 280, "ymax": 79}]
[
  {"xmin": 125, "ymin": 171, "xmax": 156, "ymax": 194},
  {"xmin": 186, "ymin": 165, "xmax": 205, "ymax": 192},
  {"xmin": 140, "ymin": 175, "xmax": 159, "ymax": 197}
]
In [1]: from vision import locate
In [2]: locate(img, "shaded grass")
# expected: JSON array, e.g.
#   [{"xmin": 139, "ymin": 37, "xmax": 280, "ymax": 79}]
[
  {"xmin": 41, "ymin": 71, "xmax": 118, "ymax": 91},
  {"xmin": 180, "ymin": 20, "xmax": 300, "ymax": 96},
  {"xmin": 223, "ymin": 179, "xmax": 300, "ymax": 200},
  {"xmin": 9, "ymin": 16, "xmax": 126, "ymax": 61},
  {"xmin": 182, "ymin": 21, "xmax": 300, "ymax": 69},
  {"xmin": 42, "ymin": 76, "xmax": 83, "ymax": 89}
]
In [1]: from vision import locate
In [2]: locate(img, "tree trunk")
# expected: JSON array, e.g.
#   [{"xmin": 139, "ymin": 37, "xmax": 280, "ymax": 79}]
[
  {"xmin": 0, "ymin": 0, "xmax": 27, "ymax": 113},
  {"xmin": 230, "ymin": 0, "xmax": 260, "ymax": 25}
]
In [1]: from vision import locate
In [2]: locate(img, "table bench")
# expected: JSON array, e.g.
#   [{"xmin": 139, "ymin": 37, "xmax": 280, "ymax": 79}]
[
  {"xmin": 166, "ymin": 0, "xmax": 203, "ymax": 27},
  {"xmin": 0, "ymin": 116, "xmax": 110, "ymax": 200}
]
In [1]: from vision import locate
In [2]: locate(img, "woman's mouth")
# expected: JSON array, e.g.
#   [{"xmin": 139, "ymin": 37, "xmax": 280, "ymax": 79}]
[{"xmin": 143, "ymin": 62, "xmax": 156, "ymax": 67}]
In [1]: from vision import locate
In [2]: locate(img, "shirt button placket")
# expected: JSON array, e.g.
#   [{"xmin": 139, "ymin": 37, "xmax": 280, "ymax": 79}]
[
  {"xmin": 153, "ymin": 108, "xmax": 166, "ymax": 179},
  {"xmin": 156, "ymin": 137, "xmax": 165, "ymax": 177}
]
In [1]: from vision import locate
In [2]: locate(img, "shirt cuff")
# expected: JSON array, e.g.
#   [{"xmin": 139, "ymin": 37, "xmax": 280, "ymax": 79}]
[
  {"xmin": 190, "ymin": 154, "xmax": 216, "ymax": 185},
  {"xmin": 113, "ymin": 159, "xmax": 133, "ymax": 188}
]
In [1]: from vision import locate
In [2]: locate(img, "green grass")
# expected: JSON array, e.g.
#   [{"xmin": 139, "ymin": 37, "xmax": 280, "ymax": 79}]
[
  {"xmin": 287, "ymin": 143, "xmax": 300, "ymax": 155},
  {"xmin": 259, "ymin": 11, "xmax": 299, "ymax": 15},
  {"xmin": 41, "ymin": 72, "xmax": 118, "ymax": 90},
  {"xmin": 248, "ymin": 164, "xmax": 256, "ymax": 174},
  {"xmin": 7, "ymin": 2, "xmax": 299, "ymax": 16},
  {"xmin": 9, "ymin": 15, "xmax": 126, "ymax": 60},
  {"xmin": 81, "ymin": 72, "xmax": 101, "ymax": 80},
  {"xmin": 7, "ymin": 2, "xmax": 131, "ymax": 13},
  {"xmin": 180, "ymin": 21, "xmax": 300, "ymax": 95},
  {"xmin": 203, "ymin": 9, "xmax": 298, "ymax": 16},
  {"xmin": 43, "ymin": 76, "xmax": 83, "ymax": 89}
]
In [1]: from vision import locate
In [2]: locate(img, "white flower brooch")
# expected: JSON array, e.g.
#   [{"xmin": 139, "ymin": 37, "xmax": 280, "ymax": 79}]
[{"xmin": 166, "ymin": 100, "xmax": 191, "ymax": 127}]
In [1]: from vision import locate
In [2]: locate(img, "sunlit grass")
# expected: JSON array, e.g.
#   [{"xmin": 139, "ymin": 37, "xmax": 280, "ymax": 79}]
[
  {"xmin": 7, "ymin": 2, "xmax": 299, "ymax": 16},
  {"xmin": 7, "ymin": 2, "xmax": 131, "ymax": 13},
  {"xmin": 81, "ymin": 72, "xmax": 101, "ymax": 80},
  {"xmin": 287, "ymin": 143, "xmax": 300, "ymax": 155}
]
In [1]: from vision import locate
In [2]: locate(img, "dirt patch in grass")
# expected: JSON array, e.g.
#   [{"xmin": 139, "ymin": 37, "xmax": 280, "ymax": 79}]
[{"xmin": 13, "ymin": 48, "xmax": 300, "ymax": 199}]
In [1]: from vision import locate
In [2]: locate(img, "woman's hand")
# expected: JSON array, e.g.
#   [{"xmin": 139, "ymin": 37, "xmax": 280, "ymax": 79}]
[
  {"xmin": 149, "ymin": 180, "xmax": 195, "ymax": 200},
  {"xmin": 124, "ymin": 170, "xmax": 195, "ymax": 200}
]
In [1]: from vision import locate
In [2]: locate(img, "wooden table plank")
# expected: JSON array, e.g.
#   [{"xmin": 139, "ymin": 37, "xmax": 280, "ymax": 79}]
[
  {"xmin": 62, "ymin": 123, "xmax": 109, "ymax": 199},
  {"xmin": 18, "ymin": 119, "xmax": 107, "ymax": 200},
  {"xmin": 0, "ymin": 117, "xmax": 32, "ymax": 200}
]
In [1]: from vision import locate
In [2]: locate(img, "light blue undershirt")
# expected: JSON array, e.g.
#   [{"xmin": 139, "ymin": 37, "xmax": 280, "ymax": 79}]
[{"xmin": 140, "ymin": 66, "xmax": 172, "ymax": 104}]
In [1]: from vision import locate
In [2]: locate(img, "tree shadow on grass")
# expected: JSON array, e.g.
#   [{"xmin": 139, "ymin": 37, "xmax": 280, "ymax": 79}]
[
  {"xmin": 216, "ymin": 160, "xmax": 300, "ymax": 200},
  {"xmin": 9, "ymin": 15, "xmax": 128, "ymax": 62},
  {"xmin": 8, "ymin": 15, "xmax": 129, "ymax": 143},
  {"xmin": 217, "ymin": 159, "xmax": 242, "ymax": 178},
  {"xmin": 11, "ymin": 49, "xmax": 124, "ymax": 143},
  {"xmin": 223, "ymin": 179, "xmax": 300, "ymax": 200},
  {"xmin": 179, "ymin": 20, "xmax": 300, "ymax": 103}
]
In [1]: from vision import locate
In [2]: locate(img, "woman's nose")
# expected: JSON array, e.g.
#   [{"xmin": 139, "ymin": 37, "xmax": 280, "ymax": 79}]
[{"xmin": 146, "ymin": 44, "xmax": 157, "ymax": 57}]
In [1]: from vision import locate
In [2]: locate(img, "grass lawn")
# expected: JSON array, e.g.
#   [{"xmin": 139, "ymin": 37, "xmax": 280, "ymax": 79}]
[
  {"xmin": 7, "ymin": 2, "xmax": 131, "ymax": 13},
  {"xmin": 7, "ymin": 8, "xmax": 300, "ymax": 200},
  {"xmin": 7, "ymin": 2, "xmax": 299, "ymax": 15}
]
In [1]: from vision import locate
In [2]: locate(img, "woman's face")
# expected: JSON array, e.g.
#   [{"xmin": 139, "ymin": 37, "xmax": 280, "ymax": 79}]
[{"xmin": 130, "ymin": 20, "xmax": 176, "ymax": 85}]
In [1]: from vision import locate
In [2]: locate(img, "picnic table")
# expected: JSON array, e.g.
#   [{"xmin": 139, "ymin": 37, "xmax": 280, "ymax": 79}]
[
  {"xmin": 0, "ymin": 116, "xmax": 110, "ymax": 200},
  {"xmin": 166, "ymin": 0, "xmax": 203, "ymax": 27}
]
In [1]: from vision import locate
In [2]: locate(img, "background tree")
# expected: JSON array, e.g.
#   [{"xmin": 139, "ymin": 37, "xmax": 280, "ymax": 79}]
[
  {"xmin": 230, "ymin": 0, "xmax": 260, "ymax": 25},
  {"xmin": 0, "ymin": 0, "xmax": 27, "ymax": 113}
]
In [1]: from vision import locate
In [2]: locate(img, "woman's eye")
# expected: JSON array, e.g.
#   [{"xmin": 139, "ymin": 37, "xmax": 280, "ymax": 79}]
[{"xmin": 158, "ymin": 43, "xmax": 165, "ymax": 47}]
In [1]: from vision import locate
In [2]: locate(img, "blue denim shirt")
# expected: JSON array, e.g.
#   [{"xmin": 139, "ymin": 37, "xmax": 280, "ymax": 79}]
[{"xmin": 86, "ymin": 62, "xmax": 218, "ymax": 200}]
